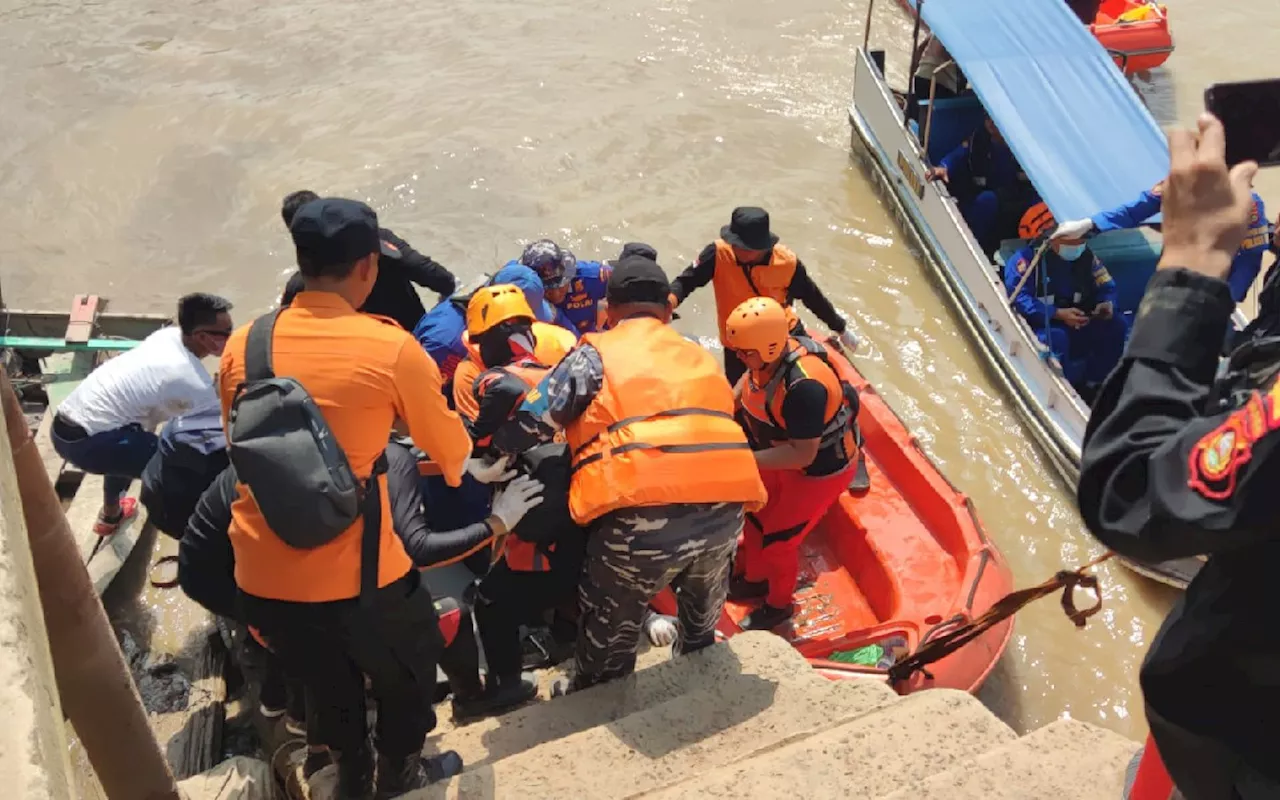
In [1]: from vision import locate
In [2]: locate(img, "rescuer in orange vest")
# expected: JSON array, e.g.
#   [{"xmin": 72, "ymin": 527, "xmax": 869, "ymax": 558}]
[
  {"xmin": 723, "ymin": 296, "xmax": 861, "ymax": 631},
  {"xmin": 452, "ymin": 284, "xmax": 576, "ymax": 430},
  {"xmin": 670, "ymin": 207, "xmax": 860, "ymax": 385},
  {"xmin": 482, "ymin": 254, "xmax": 768, "ymax": 693}
]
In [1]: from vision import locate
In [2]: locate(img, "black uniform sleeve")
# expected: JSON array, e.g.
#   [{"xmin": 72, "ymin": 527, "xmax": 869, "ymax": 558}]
[
  {"xmin": 178, "ymin": 467, "xmax": 240, "ymax": 621},
  {"xmin": 779, "ymin": 378, "xmax": 830, "ymax": 440},
  {"xmin": 670, "ymin": 244, "xmax": 718, "ymax": 304},
  {"xmin": 385, "ymin": 442, "xmax": 493, "ymax": 567},
  {"xmin": 281, "ymin": 271, "xmax": 305, "ymax": 307},
  {"xmin": 382, "ymin": 228, "xmax": 457, "ymax": 298},
  {"xmin": 469, "ymin": 370, "xmax": 532, "ymax": 447},
  {"xmin": 789, "ymin": 260, "xmax": 847, "ymax": 334},
  {"xmin": 1078, "ymin": 268, "xmax": 1280, "ymax": 563}
]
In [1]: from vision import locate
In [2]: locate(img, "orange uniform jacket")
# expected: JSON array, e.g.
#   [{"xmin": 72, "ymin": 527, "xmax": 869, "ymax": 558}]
[{"xmin": 218, "ymin": 291, "xmax": 472, "ymax": 603}]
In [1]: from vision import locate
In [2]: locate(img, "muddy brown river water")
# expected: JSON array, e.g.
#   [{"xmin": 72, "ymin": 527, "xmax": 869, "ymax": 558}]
[{"xmin": 3, "ymin": 0, "xmax": 1271, "ymax": 747}]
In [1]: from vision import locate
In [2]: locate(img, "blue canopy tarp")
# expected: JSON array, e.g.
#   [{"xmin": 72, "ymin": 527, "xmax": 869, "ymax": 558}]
[{"xmin": 905, "ymin": 0, "xmax": 1167, "ymax": 223}]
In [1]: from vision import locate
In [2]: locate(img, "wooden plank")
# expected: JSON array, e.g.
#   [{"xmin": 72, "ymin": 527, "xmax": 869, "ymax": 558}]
[
  {"xmin": 1, "ymin": 309, "xmax": 170, "ymax": 342},
  {"xmin": 64, "ymin": 294, "xmax": 101, "ymax": 345}
]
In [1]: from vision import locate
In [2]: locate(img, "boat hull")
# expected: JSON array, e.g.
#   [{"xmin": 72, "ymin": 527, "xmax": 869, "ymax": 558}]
[
  {"xmin": 655, "ymin": 342, "xmax": 1015, "ymax": 694},
  {"xmin": 846, "ymin": 48, "xmax": 1201, "ymax": 590}
]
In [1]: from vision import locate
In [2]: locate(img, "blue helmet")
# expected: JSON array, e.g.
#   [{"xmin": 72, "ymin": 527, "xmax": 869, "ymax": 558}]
[
  {"xmin": 520, "ymin": 239, "xmax": 578, "ymax": 290},
  {"xmin": 490, "ymin": 263, "xmax": 557, "ymax": 323}
]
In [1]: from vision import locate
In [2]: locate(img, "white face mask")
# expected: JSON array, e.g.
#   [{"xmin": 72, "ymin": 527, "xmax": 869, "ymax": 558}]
[{"xmin": 1056, "ymin": 244, "xmax": 1086, "ymax": 261}]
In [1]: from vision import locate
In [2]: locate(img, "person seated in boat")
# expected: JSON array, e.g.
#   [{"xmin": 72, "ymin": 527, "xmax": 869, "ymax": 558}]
[
  {"xmin": 1003, "ymin": 204, "xmax": 1129, "ymax": 404},
  {"xmin": 485, "ymin": 254, "xmax": 768, "ymax": 694},
  {"xmin": 925, "ymin": 118, "xmax": 1040, "ymax": 258},
  {"xmin": 1051, "ymin": 180, "xmax": 1269, "ymax": 304},
  {"xmin": 508, "ymin": 239, "xmax": 608, "ymax": 335},
  {"xmin": 412, "ymin": 263, "xmax": 571, "ymax": 396},
  {"xmin": 138, "ymin": 405, "xmax": 228, "ymax": 540},
  {"xmin": 177, "ymin": 441, "xmax": 545, "ymax": 752},
  {"xmin": 50, "ymin": 292, "xmax": 233, "ymax": 537},
  {"xmin": 720, "ymin": 297, "xmax": 860, "ymax": 631},
  {"xmin": 279, "ymin": 189, "xmax": 457, "ymax": 331},
  {"xmin": 670, "ymin": 207, "xmax": 860, "ymax": 385}
]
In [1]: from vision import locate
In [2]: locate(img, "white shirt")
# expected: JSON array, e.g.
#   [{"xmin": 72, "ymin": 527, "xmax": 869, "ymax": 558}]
[{"xmin": 59, "ymin": 327, "xmax": 217, "ymax": 435}]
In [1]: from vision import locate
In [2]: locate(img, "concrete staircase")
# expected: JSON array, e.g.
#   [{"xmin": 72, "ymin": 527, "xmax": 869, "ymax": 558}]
[{"xmin": 303, "ymin": 632, "xmax": 1139, "ymax": 799}]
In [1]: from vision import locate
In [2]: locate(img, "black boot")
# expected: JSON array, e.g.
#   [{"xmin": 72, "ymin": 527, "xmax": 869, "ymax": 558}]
[
  {"xmin": 452, "ymin": 672, "xmax": 538, "ymax": 720},
  {"xmin": 728, "ymin": 575, "xmax": 769, "ymax": 601},
  {"xmin": 374, "ymin": 751, "xmax": 464, "ymax": 798},
  {"xmin": 335, "ymin": 744, "xmax": 375, "ymax": 800},
  {"xmin": 742, "ymin": 603, "xmax": 794, "ymax": 632}
]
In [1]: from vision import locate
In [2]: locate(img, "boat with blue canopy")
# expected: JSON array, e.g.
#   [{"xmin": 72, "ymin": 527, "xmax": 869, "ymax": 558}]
[{"xmin": 848, "ymin": 0, "xmax": 1212, "ymax": 587}]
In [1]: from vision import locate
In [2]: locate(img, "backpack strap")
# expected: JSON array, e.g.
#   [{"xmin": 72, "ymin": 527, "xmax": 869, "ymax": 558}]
[
  {"xmin": 358, "ymin": 451, "xmax": 391, "ymax": 608},
  {"xmin": 244, "ymin": 310, "xmax": 285, "ymax": 382}
]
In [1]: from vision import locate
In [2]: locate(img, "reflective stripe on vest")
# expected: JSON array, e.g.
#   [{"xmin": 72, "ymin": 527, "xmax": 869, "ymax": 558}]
[
  {"xmin": 564, "ymin": 317, "xmax": 768, "ymax": 524},
  {"xmin": 710, "ymin": 239, "xmax": 798, "ymax": 342}
]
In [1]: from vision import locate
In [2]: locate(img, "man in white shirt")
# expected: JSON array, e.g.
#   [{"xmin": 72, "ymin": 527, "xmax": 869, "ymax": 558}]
[{"xmin": 52, "ymin": 293, "xmax": 233, "ymax": 535}]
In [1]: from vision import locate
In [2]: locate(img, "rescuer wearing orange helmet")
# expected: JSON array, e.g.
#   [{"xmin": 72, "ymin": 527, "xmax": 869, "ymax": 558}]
[
  {"xmin": 723, "ymin": 296, "xmax": 861, "ymax": 631},
  {"xmin": 1002, "ymin": 202, "xmax": 1128, "ymax": 404},
  {"xmin": 482, "ymin": 253, "xmax": 768, "ymax": 693},
  {"xmin": 669, "ymin": 207, "xmax": 860, "ymax": 385}
]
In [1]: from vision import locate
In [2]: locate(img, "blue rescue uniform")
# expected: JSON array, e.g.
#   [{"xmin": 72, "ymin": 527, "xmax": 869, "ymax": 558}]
[
  {"xmin": 1092, "ymin": 186, "xmax": 1269, "ymax": 303},
  {"xmin": 557, "ymin": 260, "xmax": 611, "ymax": 334},
  {"xmin": 1003, "ymin": 244, "xmax": 1129, "ymax": 390},
  {"xmin": 498, "ymin": 259, "xmax": 580, "ymax": 334},
  {"xmin": 938, "ymin": 125, "xmax": 1037, "ymax": 253}
]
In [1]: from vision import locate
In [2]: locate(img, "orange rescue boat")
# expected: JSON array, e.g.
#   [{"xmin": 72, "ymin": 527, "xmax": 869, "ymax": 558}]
[
  {"xmin": 654, "ymin": 340, "xmax": 1014, "ymax": 694},
  {"xmin": 1092, "ymin": 0, "xmax": 1173, "ymax": 73}
]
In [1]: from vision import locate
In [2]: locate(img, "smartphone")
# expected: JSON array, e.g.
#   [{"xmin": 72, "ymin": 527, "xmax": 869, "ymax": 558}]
[{"xmin": 1205, "ymin": 79, "xmax": 1280, "ymax": 167}]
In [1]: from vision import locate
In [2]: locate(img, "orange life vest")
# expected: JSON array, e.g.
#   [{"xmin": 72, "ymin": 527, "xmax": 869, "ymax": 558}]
[
  {"xmin": 455, "ymin": 321, "xmax": 574, "ymax": 422},
  {"xmin": 565, "ymin": 316, "xmax": 768, "ymax": 524},
  {"xmin": 740, "ymin": 336, "xmax": 857, "ymax": 476},
  {"xmin": 711, "ymin": 239, "xmax": 799, "ymax": 341}
]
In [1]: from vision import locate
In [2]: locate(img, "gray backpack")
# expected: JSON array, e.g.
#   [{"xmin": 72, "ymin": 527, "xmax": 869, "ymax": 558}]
[{"xmin": 227, "ymin": 310, "xmax": 387, "ymax": 602}]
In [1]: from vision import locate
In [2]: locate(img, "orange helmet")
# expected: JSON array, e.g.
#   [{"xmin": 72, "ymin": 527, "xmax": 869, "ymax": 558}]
[
  {"xmin": 723, "ymin": 297, "xmax": 790, "ymax": 361},
  {"xmin": 466, "ymin": 284, "xmax": 534, "ymax": 337},
  {"xmin": 1018, "ymin": 202, "xmax": 1055, "ymax": 240}
]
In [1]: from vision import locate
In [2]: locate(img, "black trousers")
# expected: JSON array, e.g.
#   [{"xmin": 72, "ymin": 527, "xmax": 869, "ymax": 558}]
[
  {"xmin": 475, "ymin": 551, "xmax": 581, "ymax": 681},
  {"xmin": 240, "ymin": 573, "xmax": 443, "ymax": 758}
]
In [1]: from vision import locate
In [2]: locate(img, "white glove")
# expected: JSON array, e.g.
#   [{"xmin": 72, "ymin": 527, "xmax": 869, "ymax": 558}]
[
  {"xmin": 644, "ymin": 613, "xmax": 678, "ymax": 647},
  {"xmin": 837, "ymin": 329, "xmax": 860, "ymax": 353},
  {"xmin": 490, "ymin": 474, "xmax": 546, "ymax": 531},
  {"xmin": 466, "ymin": 455, "xmax": 517, "ymax": 484},
  {"xmin": 1050, "ymin": 218, "xmax": 1095, "ymax": 241}
]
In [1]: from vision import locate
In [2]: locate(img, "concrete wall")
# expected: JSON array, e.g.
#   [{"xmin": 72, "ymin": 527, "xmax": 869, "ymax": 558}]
[{"xmin": 0, "ymin": 392, "xmax": 74, "ymax": 800}]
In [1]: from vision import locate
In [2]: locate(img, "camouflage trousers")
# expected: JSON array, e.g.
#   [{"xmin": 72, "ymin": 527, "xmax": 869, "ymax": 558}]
[{"xmin": 571, "ymin": 502, "xmax": 744, "ymax": 691}]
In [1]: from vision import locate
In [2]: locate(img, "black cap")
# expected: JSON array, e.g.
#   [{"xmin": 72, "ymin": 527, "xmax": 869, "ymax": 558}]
[
  {"xmin": 606, "ymin": 255, "xmax": 670, "ymax": 305},
  {"xmin": 720, "ymin": 206, "xmax": 780, "ymax": 251},
  {"xmin": 606, "ymin": 241, "xmax": 659, "ymax": 268},
  {"xmin": 290, "ymin": 197, "xmax": 400, "ymax": 276}
]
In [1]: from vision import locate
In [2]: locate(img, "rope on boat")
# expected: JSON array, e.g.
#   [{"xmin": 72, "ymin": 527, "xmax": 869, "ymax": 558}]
[
  {"xmin": 149, "ymin": 554, "xmax": 181, "ymax": 589},
  {"xmin": 886, "ymin": 550, "xmax": 1115, "ymax": 686}
]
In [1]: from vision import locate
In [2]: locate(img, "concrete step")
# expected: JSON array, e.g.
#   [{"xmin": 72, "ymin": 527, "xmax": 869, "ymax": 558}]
[
  {"xmin": 640, "ymin": 688, "xmax": 1017, "ymax": 799},
  {"xmin": 875, "ymin": 718, "xmax": 1141, "ymax": 800},
  {"xmin": 414, "ymin": 671, "xmax": 899, "ymax": 798},
  {"xmin": 427, "ymin": 631, "xmax": 824, "ymax": 770}
]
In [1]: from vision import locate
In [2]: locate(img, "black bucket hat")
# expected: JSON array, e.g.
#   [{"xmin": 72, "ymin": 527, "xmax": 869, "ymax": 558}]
[{"xmin": 720, "ymin": 207, "xmax": 780, "ymax": 251}]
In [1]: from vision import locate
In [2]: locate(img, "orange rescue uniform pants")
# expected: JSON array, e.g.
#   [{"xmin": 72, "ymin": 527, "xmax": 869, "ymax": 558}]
[{"xmin": 739, "ymin": 465, "xmax": 855, "ymax": 608}]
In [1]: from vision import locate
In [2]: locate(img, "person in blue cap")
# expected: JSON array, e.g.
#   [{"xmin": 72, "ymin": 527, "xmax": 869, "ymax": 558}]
[
  {"xmin": 1052, "ymin": 179, "xmax": 1270, "ymax": 304},
  {"xmin": 505, "ymin": 239, "xmax": 607, "ymax": 334}
]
